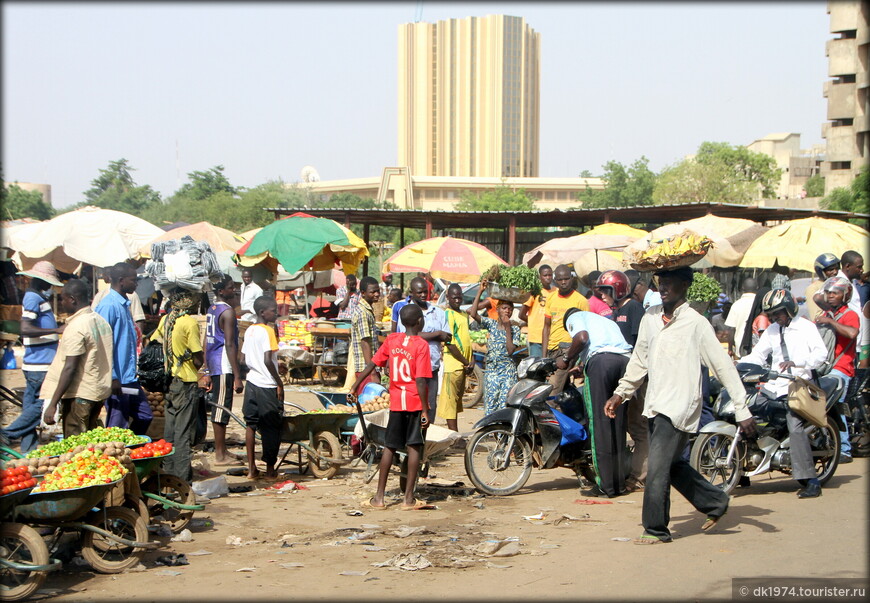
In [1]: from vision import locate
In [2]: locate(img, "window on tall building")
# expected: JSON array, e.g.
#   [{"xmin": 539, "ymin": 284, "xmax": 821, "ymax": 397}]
[{"xmin": 831, "ymin": 161, "xmax": 852, "ymax": 170}]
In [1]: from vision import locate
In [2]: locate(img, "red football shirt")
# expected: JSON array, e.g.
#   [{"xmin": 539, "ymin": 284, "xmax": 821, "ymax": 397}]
[
  {"xmin": 828, "ymin": 306, "xmax": 860, "ymax": 377},
  {"xmin": 372, "ymin": 332, "xmax": 432, "ymax": 411}
]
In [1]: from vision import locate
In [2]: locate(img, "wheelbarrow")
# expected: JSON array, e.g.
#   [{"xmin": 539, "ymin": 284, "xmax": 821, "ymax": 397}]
[
  {"xmin": 1, "ymin": 486, "xmax": 60, "ymax": 602},
  {"xmin": 206, "ymin": 400, "xmax": 352, "ymax": 479},
  {"xmin": 130, "ymin": 450, "xmax": 205, "ymax": 534}
]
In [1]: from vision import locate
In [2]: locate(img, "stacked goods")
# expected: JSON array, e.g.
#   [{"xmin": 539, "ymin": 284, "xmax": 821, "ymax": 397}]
[
  {"xmin": 629, "ymin": 231, "xmax": 714, "ymax": 271},
  {"xmin": 129, "ymin": 439, "xmax": 173, "ymax": 460},
  {"xmin": 146, "ymin": 390, "xmax": 166, "ymax": 417},
  {"xmin": 1, "ymin": 465, "xmax": 37, "ymax": 495},
  {"xmin": 145, "ymin": 235, "xmax": 223, "ymax": 293},
  {"xmin": 24, "ymin": 427, "xmax": 147, "ymax": 459},
  {"xmin": 7, "ymin": 442, "xmax": 134, "ymax": 475},
  {"xmin": 358, "ymin": 393, "xmax": 390, "ymax": 413},
  {"xmin": 277, "ymin": 319, "xmax": 315, "ymax": 348},
  {"xmin": 34, "ymin": 449, "xmax": 128, "ymax": 492}
]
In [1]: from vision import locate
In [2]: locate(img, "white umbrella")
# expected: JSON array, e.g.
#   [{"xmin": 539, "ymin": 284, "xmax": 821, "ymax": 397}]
[{"xmin": 7, "ymin": 206, "xmax": 164, "ymax": 270}]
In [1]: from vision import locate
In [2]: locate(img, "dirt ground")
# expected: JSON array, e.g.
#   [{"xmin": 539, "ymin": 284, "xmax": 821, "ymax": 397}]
[{"xmin": 2, "ymin": 367, "xmax": 868, "ymax": 602}]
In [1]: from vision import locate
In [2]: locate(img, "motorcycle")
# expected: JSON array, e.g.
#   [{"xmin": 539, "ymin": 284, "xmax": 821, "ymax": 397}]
[
  {"xmin": 844, "ymin": 368, "xmax": 870, "ymax": 457},
  {"xmin": 690, "ymin": 363, "xmax": 844, "ymax": 494},
  {"xmin": 464, "ymin": 356, "xmax": 608, "ymax": 496}
]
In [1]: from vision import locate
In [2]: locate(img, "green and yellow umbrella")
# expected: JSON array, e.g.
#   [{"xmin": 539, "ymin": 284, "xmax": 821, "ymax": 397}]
[{"xmin": 236, "ymin": 213, "xmax": 369, "ymax": 275}]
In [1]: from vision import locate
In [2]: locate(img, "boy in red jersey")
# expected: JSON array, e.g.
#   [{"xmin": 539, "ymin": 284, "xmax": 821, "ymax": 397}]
[{"xmin": 350, "ymin": 304, "xmax": 431, "ymax": 510}]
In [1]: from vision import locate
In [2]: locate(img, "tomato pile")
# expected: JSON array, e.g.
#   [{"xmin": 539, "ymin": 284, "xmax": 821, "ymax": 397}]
[
  {"xmin": 1, "ymin": 465, "xmax": 37, "ymax": 495},
  {"xmin": 34, "ymin": 449, "xmax": 128, "ymax": 492},
  {"xmin": 130, "ymin": 439, "xmax": 173, "ymax": 459}
]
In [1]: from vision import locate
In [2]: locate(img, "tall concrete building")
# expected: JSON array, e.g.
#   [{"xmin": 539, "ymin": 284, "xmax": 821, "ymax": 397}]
[
  {"xmin": 821, "ymin": 0, "xmax": 869, "ymax": 194},
  {"xmin": 398, "ymin": 14, "xmax": 541, "ymax": 178}
]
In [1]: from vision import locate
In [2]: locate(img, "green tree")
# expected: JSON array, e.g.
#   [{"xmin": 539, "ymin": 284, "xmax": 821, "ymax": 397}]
[
  {"xmin": 822, "ymin": 166, "xmax": 869, "ymax": 215},
  {"xmin": 82, "ymin": 158, "xmax": 161, "ymax": 213},
  {"xmin": 578, "ymin": 169, "xmax": 594, "ymax": 178},
  {"xmin": 241, "ymin": 180, "xmax": 311, "ymax": 210},
  {"xmin": 175, "ymin": 165, "xmax": 237, "ymax": 201},
  {"xmin": 804, "ymin": 174, "xmax": 825, "ymax": 197},
  {"xmin": 652, "ymin": 142, "xmax": 781, "ymax": 205},
  {"xmin": 576, "ymin": 157, "xmax": 656, "ymax": 208},
  {"xmin": 0, "ymin": 183, "xmax": 55, "ymax": 220},
  {"xmin": 456, "ymin": 182, "xmax": 536, "ymax": 211}
]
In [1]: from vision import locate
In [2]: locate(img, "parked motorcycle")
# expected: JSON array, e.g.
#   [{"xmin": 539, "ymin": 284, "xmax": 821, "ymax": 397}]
[
  {"xmin": 844, "ymin": 368, "xmax": 870, "ymax": 457},
  {"xmin": 690, "ymin": 363, "xmax": 844, "ymax": 494},
  {"xmin": 464, "ymin": 356, "xmax": 608, "ymax": 496}
]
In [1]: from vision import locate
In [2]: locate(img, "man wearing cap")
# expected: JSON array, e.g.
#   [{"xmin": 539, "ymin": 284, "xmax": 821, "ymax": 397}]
[
  {"xmin": 604, "ymin": 266, "xmax": 756, "ymax": 544},
  {"xmin": 1, "ymin": 261, "xmax": 65, "ymax": 452},
  {"xmin": 379, "ymin": 272, "xmax": 393, "ymax": 299},
  {"xmin": 94, "ymin": 262, "xmax": 153, "ymax": 435}
]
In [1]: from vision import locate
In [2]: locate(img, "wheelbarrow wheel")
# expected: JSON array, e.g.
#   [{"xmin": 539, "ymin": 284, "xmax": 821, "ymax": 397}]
[
  {"xmin": 124, "ymin": 494, "xmax": 150, "ymax": 525},
  {"xmin": 0, "ymin": 522, "xmax": 49, "ymax": 601},
  {"xmin": 143, "ymin": 473, "xmax": 196, "ymax": 533},
  {"xmin": 463, "ymin": 365, "xmax": 484, "ymax": 409},
  {"xmin": 308, "ymin": 431, "xmax": 342, "ymax": 479},
  {"xmin": 81, "ymin": 506, "xmax": 148, "ymax": 574}
]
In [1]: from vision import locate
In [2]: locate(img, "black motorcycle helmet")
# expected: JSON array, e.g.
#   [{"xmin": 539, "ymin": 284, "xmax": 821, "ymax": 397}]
[
  {"xmin": 761, "ymin": 288, "xmax": 798, "ymax": 319},
  {"xmin": 813, "ymin": 253, "xmax": 840, "ymax": 279}
]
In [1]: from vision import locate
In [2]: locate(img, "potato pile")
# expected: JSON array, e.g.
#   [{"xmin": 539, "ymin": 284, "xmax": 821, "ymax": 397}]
[
  {"xmin": 358, "ymin": 393, "xmax": 390, "ymax": 413},
  {"xmin": 146, "ymin": 390, "xmax": 165, "ymax": 417},
  {"xmin": 5, "ymin": 441, "xmax": 133, "ymax": 475}
]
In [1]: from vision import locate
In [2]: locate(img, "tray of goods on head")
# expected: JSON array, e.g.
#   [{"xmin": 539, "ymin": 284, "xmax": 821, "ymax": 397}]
[
  {"xmin": 13, "ymin": 449, "xmax": 128, "ymax": 522},
  {"xmin": 629, "ymin": 230, "xmax": 714, "ymax": 272}
]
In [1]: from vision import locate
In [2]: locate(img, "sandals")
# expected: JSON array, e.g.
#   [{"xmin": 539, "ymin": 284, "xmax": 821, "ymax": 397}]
[
  {"xmin": 632, "ymin": 535, "xmax": 670, "ymax": 545},
  {"xmin": 361, "ymin": 498, "xmax": 388, "ymax": 510},
  {"xmin": 400, "ymin": 498, "xmax": 432, "ymax": 511}
]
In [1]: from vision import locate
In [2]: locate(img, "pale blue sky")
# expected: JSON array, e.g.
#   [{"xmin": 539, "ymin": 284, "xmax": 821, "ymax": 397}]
[{"xmin": 3, "ymin": 1, "xmax": 830, "ymax": 209}]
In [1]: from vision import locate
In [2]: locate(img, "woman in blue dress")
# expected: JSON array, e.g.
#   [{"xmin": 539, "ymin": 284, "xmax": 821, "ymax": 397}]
[{"xmin": 469, "ymin": 280, "xmax": 522, "ymax": 415}]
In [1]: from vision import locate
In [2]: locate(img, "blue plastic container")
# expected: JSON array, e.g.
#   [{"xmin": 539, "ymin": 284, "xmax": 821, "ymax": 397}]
[{"xmin": 358, "ymin": 382, "xmax": 387, "ymax": 405}]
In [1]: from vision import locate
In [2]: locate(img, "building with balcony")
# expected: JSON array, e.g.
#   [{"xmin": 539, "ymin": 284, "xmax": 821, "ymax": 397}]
[
  {"xmin": 821, "ymin": 0, "xmax": 869, "ymax": 194},
  {"xmin": 746, "ymin": 133, "xmax": 824, "ymax": 201}
]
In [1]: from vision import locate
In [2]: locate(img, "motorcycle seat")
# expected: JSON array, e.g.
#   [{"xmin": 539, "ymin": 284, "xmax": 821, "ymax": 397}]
[{"xmin": 818, "ymin": 375, "xmax": 843, "ymax": 401}]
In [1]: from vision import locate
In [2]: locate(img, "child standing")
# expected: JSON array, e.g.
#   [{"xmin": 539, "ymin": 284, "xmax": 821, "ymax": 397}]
[
  {"xmin": 350, "ymin": 304, "xmax": 431, "ymax": 510},
  {"xmin": 241, "ymin": 296, "xmax": 284, "ymax": 480}
]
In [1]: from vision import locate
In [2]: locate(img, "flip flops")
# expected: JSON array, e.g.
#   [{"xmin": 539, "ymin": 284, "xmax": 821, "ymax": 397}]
[
  {"xmin": 400, "ymin": 498, "xmax": 432, "ymax": 511},
  {"xmin": 632, "ymin": 535, "xmax": 669, "ymax": 545},
  {"xmin": 361, "ymin": 498, "xmax": 388, "ymax": 510}
]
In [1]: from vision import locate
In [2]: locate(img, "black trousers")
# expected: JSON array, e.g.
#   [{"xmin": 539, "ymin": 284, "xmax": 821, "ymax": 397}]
[
  {"xmin": 643, "ymin": 414, "xmax": 730, "ymax": 541},
  {"xmin": 583, "ymin": 352, "xmax": 630, "ymax": 497}
]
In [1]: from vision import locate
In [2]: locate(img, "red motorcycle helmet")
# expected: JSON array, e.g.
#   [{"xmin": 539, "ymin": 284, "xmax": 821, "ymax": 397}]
[{"xmin": 595, "ymin": 270, "xmax": 631, "ymax": 301}]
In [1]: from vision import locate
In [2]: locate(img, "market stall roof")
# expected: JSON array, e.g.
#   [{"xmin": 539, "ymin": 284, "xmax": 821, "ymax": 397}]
[{"xmin": 268, "ymin": 202, "xmax": 868, "ymax": 230}]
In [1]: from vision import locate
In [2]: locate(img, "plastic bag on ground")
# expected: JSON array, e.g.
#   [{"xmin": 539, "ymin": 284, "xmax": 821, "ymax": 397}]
[{"xmin": 191, "ymin": 475, "xmax": 229, "ymax": 499}]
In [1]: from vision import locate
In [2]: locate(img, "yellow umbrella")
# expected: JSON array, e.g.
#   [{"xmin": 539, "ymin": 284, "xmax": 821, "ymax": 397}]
[
  {"xmin": 739, "ymin": 217, "xmax": 869, "ymax": 272},
  {"xmin": 384, "ymin": 236, "xmax": 507, "ymax": 282},
  {"xmin": 239, "ymin": 227, "xmax": 262, "ymax": 241},
  {"xmin": 582, "ymin": 223, "xmax": 648, "ymax": 238},
  {"xmin": 139, "ymin": 221, "xmax": 245, "ymax": 257}
]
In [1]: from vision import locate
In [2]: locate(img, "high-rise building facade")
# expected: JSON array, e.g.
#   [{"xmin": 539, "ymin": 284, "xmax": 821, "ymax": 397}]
[
  {"xmin": 821, "ymin": 0, "xmax": 869, "ymax": 194},
  {"xmin": 398, "ymin": 14, "xmax": 541, "ymax": 178}
]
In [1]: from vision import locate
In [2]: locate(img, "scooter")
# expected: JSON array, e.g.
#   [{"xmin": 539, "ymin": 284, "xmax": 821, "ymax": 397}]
[
  {"xmin": 690, "ymin": 363, "xmax": 844, "ymax": 494},
  {"xmin": 463, "ymin": 356, "xmax": 601, "ymax": 496}
]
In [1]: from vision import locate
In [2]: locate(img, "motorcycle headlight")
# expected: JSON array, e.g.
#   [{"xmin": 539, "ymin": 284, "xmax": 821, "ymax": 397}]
[
  {"xmin": 507, "ymin": 379, "xmax": 540, "ymax": 402},
  {"xmin": 517, "ymin": 357, "xmax": 537, "ymax": 379}
]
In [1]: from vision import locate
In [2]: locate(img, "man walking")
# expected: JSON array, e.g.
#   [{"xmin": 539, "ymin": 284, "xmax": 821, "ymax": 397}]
[
  {"xmin": 394, "ymin": 276, "xmax": 450, "ymax": 424},
  {"xmin": 725, "ymin": 277, "xmax": 758, "ymax": 357},
  {"xmin": 541, "ymin": 265, "xmax": 589, "ymax": 395},
  {"xmin": 349, "ymin": 276, "xmax": 381, "ymax": 395},
  {"xmin": 95, "ymin": 262, "xmax": 153, "ymax": 435},
  {"xmin": 519, "ymin": 264, "xmax": 554, "ymax": 358},
  {"xmin": 604, "ymin": 267, "xmax": 757, "ymax": 544},
  {"xmin": 1, "ymin": 261, "xmax": 65, "ymax": 452},
  {"xmin": 239, "ymin": 268, "xmax": 263, "ymax": 323},
  {"xmin": 42, "ymin": 279, "xmax": 113, "ymax": 437}
]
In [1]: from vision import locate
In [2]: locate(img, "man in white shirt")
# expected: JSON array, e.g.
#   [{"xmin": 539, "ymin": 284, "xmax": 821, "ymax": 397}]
[
  {"xmin": 239, "ymin": 268, "xmax": 263, "ymax": 323},
  {"xmin": 838, "ymin": 250, "xmax": 864, "ymax": 332},
  {"xmin": 741, "ymin": 289, "xmax": 828, "ymax": 499},
  {"xmin": 725, "ymin": 277, "xmax": 758, "ymax": 357},
  {"xmin": 605, "ymin": 267, "xmax": 756, "ymax": 544}
]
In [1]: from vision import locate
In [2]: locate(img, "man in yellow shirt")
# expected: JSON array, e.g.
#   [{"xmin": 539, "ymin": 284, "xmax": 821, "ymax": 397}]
[
  {"xmin": 542, "ymin": 265, "xmax": 589, "ymax": 395},
  {"xmin": 152, "ymin": 289, "xmax": 204, "ymax": 482},
  {"xmin": 519, "ymin": 264, "xmax": 554, "ymax": 358},
  {"xmin": 439, "ymin": 284, "xmax": 474, "ymax": 431}
]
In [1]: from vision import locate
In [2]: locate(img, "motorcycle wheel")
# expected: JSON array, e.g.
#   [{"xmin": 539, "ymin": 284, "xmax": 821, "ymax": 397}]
[
  {"xmin": 810, "ymin": 416, "xmax": 840, "ymax": 485},
  {"xmin": 464, "ymin": 425, "xmax": 533, "ymax": 496},
  {"xmin": 689, "ymin": 432, "xmax": 743, "ymax": 495}
]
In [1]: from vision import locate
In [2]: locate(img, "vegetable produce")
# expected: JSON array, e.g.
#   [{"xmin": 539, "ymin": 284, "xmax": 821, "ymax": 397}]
[
  {"xmin": 25, "ymin": 427, "xmax": 147, "ymax": 458},
  {"xmin": 34, "ymin": 449, "xmax": 128, "ymax": 492},
  {"xmin": 129, "ymin": 439, "xmax": 173, "ymax": 460},
  {"xmin": 146, "ymin": 390, "xmax": 166, "ymax": 418},
  {"xmin": 469, "ymin": 330, "xmax": 488, "ymax": 345},
  {"xmin": 687, "ymin": 272, "xmax": 722, "ymax": 303},
  {"xmin": 0, "ymin": 465, "xmax": 37, "ymax": 495},
  {"xmin": 480, "ymin": 265, "xmax": 542, "ymax": 297}
]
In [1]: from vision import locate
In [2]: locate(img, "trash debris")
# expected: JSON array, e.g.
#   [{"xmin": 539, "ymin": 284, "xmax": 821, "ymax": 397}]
[
  {"xmin": 616, "ymin": 500, "xmax": 637, "ymax": 504},
  {"xmin": 365, "ymin": 546, "xmax": 386, "ymax": 552},
  {"xmin": 70, "ymin": 556, "xmax": 89, "ymax": 567},
  {"xmin": 360, "ymin": 524, "xmax": 382, "ymax": 530},
  {"xmin": 125, "ymin": 563, "xmax": 148, "ymax": 573},
  {"xmin": 246, "ymin": 491, "xmax": 267, "ymax": 496},
  {"xmin": 148, "ymin": 525, "xmax": 173, "ymax": 538},
  {"xmin": 529, "ymin": 550, "xmax": 549, "ymax": 556},
  {"xmin": 267, "ymin": 479, "xmax": 308, "ymax": 491},
  {"xmin": 390, "ymin": 525, "xmax": 430, "ymax": 538},
  {"xmin": 229, "ymin": 485, "xmax": 253, "ymax": 493},
  {"xmin": 155, "ymin": 554, "xmax": 189, "ymax": 567},
  {"xmin": 473, "ymin": 502, "xmax": 485, "ymax": 509},
  {"xmin": 187, "ymin": 550, "xmax": 213, "ymax": 556},
  {"xmin": 347, "ymin": 531, "xmax": 375, "ymax": 541},
  {"xmin": 553, "ymin": 514, "xmax": 600, "ymax": 526},
  {"xmin": 364, "ymin": 577, "xmax": 380, "ymax": 582},
  {"xmin": 170, "ymin": 529, "xmax": 193, "ymax": 543},
  {"xmin": 280, "ymin": 562, "xmax": 305, "ymax": 569},
  {"xmin": 155, "ymin": 569, "xmax": 183, "ymax": 576},
  {"xmin": 539, "ymin": 544, "xmax": 561, "ymax": 549},
  {"xmin": 225, "ymin": 534, "xmax": 259, "ymax": 546},
  {"xmin": 189, "ymin": 518, "xmax": 214, "ymax": 529},
  {"xmin": 235, "ymin": 567, "xmax": 258, "ymax": 572},
  {"xmin": 573, "ymin": 498, "xmax": 613, "ymax": 505},
  {"xmin": 611, "ymin": 537, "xmax": 632, "ymax": 542},
  {"xmin": 346, "ymin": 510, "xmax": 364, "ymax": 516},
  {"xmin": 339, "ymin": 570, "xmax": 370, "ymax": 576},
  {"xmin": 523, "ymin": 512, "xmax": 547, "ymax": 521},
  {"xmin": 371, "ymin": 553, "xmax": 432, "ymax": 571},
  {"xmin": 486, "ymin": 561, "xmax": 512, "ymax": 568},
  {"xmin": 473, "ymin": 539, "xmax": 521, "ymax": 557},
  {"xmin": 191, "ymin": 476, "xmax": 229, "ymax": 499}
]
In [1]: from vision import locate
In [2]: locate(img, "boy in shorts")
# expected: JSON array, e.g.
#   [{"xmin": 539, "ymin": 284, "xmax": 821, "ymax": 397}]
[
  {"xmin": 241, "ymin": 296, "xmax": 284, "ymax": 480},
  {"xmin": 350, "ymin": 304, "xmax": 431, "ymax": 510}
]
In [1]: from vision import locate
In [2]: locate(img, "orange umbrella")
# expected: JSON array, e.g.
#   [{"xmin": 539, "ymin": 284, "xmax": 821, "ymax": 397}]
[{"xmin": 383, "ymin": 236, "xmax": 506, "ymax": 282}]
